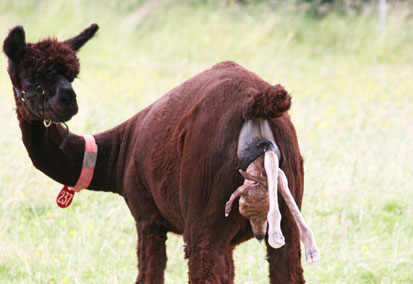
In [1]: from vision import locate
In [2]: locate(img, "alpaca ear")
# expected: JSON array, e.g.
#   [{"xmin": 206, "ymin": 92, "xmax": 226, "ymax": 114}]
[
  {"xmin": 3, "ymin": 25, "xmax": 27, "ymax": 63},
  {"xmin": 64, "ymin": 23, "xmax": 99, "ymax": 51}
]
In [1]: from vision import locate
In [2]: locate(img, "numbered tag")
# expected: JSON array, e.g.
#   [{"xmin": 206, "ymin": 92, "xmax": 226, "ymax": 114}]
[{"xmin": 56, "ymin": 186, "xmax": 75, "ymax": 208}]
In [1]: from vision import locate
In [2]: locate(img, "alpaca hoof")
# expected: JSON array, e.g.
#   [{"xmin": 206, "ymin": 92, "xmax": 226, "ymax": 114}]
[
  {"xmin": 305, "ymin": 247, "xmax": 320, "ymax": 265},
  {"xmin": 268, "ymin": 232, "xmax": 285, "ymax": 249}
]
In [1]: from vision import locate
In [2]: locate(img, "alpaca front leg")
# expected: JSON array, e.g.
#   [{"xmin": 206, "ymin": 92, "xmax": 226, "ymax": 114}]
[
  {"xmin": 278, "ymin": 169, "xmax": 320, "ymax": 264},
  {"xmin": 135, "ymin": 222, "xmax": 167, "ymax": 284}
]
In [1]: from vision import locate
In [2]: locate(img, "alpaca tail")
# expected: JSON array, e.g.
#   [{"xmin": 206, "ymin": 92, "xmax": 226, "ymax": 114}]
[{"xmin": 244, "ymin": 84, "xmax": 291, "ymax": 119}]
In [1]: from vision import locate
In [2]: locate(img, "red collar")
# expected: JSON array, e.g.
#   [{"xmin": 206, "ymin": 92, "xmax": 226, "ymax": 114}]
[{"xmin": 56, "ymin": 135, "xmax": 98, "ymax": 208}]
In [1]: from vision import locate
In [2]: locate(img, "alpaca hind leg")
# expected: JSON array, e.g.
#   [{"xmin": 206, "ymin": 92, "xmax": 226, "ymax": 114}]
[{"xmin": 278, "ymin": 169, "xmax": 320, "ymax": 264}]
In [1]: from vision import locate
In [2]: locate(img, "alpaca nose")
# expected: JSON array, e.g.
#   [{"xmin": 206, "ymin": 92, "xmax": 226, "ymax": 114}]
[
  {"xmin": 256, "ymin": 141, "xmax": 268, "ymax": 151},
  {"xmin": 255, "ymin": 234, "xmax": 265, "ymax": 243},
  {"xmin": 57, "ymin": 86, "xmax": 76, "ymax": 106}
]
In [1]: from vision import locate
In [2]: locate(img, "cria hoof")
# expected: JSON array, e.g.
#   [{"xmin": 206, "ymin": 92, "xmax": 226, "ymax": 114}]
[
  {"xmin": 305, "ymin": 247, "xmax": 320, "ymax": 265},
  {"xmin": 268, "ymin": 232, "xmax": 285, "ymax": 249}
]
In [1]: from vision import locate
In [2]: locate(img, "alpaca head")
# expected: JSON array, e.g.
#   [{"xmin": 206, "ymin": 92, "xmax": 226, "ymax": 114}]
[
  {"xmin": 3, "ymin": 24, "xmax": 99, "ymax": 123},
  {"xmin": 238, "ymin": 185, "xmax": 269, "ymax": 241},
  {"xmin": 225, "ymin": 155, "xmax": 270, "ymax": 241}
]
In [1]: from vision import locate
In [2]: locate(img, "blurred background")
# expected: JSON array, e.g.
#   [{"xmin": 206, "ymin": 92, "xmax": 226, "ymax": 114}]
[{"xmin": 0, "ymin": 0, "xmax": 412, "ymax": 283}]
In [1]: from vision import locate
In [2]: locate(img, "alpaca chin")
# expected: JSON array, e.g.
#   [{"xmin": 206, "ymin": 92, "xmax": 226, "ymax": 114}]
[
  {"xmin": 249, "ymin": 218, "xmax": 268, "ymax": 242},
  {"xmin": 46, "ymin": 99, "xmax": 78, "ymax": 122}
]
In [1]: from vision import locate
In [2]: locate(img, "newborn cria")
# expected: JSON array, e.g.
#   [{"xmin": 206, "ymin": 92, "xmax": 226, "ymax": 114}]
[
  {"xmin": 225, "ymin": 151, "xmax": 320, "ymax": 264},
  {"xmin": 225, "ymin": 155, "xmax": 270, "ymax": 241}
]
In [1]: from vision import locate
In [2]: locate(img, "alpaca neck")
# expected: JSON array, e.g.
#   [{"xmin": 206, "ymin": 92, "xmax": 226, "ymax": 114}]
[{"xmin": 19, "ymin": 120, "xmax": 122, "ymax": 194}]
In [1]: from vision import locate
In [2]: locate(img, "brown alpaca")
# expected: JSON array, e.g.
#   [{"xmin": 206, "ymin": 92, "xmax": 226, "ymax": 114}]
[{"xmin": 4, "ymin": 24, "xmax": 317, "ymax": 283}]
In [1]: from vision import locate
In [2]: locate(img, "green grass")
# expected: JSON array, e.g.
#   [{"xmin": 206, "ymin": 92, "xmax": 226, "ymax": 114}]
[{"xmin": 0, "ymin": 0, "xmax": 412, "ymax": 283}]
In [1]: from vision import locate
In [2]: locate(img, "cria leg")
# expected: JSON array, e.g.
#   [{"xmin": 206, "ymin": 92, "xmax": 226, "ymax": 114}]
[
  {"xmin": 264, "ymin": 151, "xmax": 285, "ymax": 248},
  {"xmin": 224, "ymin": 184, "xmax": 251, "ymax": 217},
  {"xmin": 278, "ymin": 169, "xmax": 320, "ymax": 264}
]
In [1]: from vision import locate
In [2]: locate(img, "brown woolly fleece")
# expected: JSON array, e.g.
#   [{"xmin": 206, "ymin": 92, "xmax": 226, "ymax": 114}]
[{"xmin": 4, "ymin": 25, "xmax": 306, "ymax": 284}]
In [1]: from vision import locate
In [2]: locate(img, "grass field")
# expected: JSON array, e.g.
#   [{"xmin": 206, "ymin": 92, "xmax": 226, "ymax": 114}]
[{"xmin": 0, "ymin": 0, "xmax": 412, "ymax": 283}]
